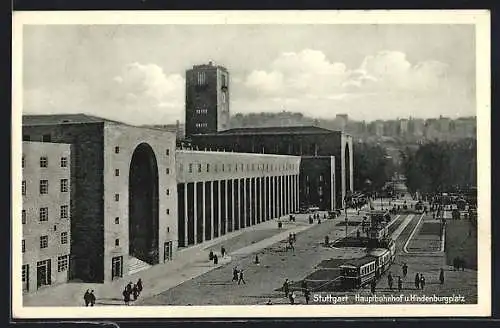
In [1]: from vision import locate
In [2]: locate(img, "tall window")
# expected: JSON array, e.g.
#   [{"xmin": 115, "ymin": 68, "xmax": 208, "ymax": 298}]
[
  {"xmin": 115, "ymin": 146, "xmax": 120, "ymax": 154},
  {"xmin": 40, "ymin": 235, "xmax": 48, "ymax": 249},
  {"xmin": 22, "ymin": 181, "xmax": 26, "ymax": 196},
  {"xmin": 166, "ymin": 149, "xmax": 170, "ymax": 156},
  {"xmin": 60, "ymin": 179, "xmax": 68, "ymax": 192},
  {"xmin": 115, "ymin": 169, "xmax": 120, "ymax": 176},
  {"xmin": 57, "ymin": 255, "xmax": 69, "ymax": 272},
  {"xmin": 60, "ymin": 157, "xmax": 68, "ymax": 167},
  {"xmin": 60, "ymin": 205, "xmax": 68, "ymax": 219},
  {"xmin": 60, "ymin": 232, "xmax": 68, "ymax": 244},
  {"xmin": 115, "ymin": 194, "xmax": 120, "ymax": 201},
  {"xmin": 22, "ymin": 156, "xmax": 25, "ymax": 168},
  {"xmin": 197, "ymin": 72, "xmax": 206, "ymax": 85},
  {"xmin": 22, "ymin": 240, "xmax": 25, "ymax": 253},
  {"xmin": 206, "ymin": 163, "xmax": 210, "ymax": 172},
  {"xmin": 40, "ymin": 180, "xmax": 48, "ymax": 194},
  {"xmin": 166, "ymin": 168, "xmax": 170, "ymax": 175},
  {"xmin": 188, "ymin": 163, "xmax": 193, "ymax": 173},
  {"xmin": 198, "ymin": 164, "xmax": 202, "ymax": 172},
  {"xmin": 40, "ymin": 156, "xmax": 48, "ymax": 168},
  {"xmin": 22, "ymin": 210, "xmax": 26, "ymax": 224},
  {"xmin": 39, "ymin": 207, "xmax": 48, "ymax": 222}
]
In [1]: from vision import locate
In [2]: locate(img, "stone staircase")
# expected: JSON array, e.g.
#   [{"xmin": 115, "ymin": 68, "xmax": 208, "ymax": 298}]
[{"xmin": 128, "ymin": 256, "xmax": 152, "ymax": 275}]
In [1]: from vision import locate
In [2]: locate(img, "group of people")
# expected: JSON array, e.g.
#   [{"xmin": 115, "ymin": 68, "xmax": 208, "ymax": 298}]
[
  {"xmin": 232, "ymin": 266, "xmax": 246, "ymax": 285},
  {"xmin": 308, "ymin": 213, "xmax": 323, "ymax": 225},
  {"xmin": 83, "ymin": 289, "xmax": 96, "ymax": 306},
  {"xmin": 287, "ymin": 233, "xmax": 297, "ymax": 252},
  {"xmin": 281, "ymin": 279, "xmax": 310, "ymax": 305},
  {"xmin": 414, "ymin": 273, "xmax": 426, "ymax": 290},
  {"xmin": 386, "ymin": 272, "xmax": 404, "ymax": 291},
  {"xmin": 123, "ymin": 279, "xmax": 143, "ymax": 305}
]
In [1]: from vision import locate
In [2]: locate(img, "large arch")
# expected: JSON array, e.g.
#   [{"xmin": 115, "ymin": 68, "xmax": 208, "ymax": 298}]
[{"xmin": 129, "ymin": 143, "xmax": 159, "ymax": 265}]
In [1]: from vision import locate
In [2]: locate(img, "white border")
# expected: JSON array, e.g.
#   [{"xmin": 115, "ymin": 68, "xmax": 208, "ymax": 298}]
[{"xmin": 11, "ymin": 10, "xmax": 491, "ymax": 318}]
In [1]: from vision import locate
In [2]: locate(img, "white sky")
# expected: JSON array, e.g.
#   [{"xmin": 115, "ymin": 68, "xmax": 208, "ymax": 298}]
[{"xmin": 23, "ymin": 24, "xmax": 476, "ymax": 125}]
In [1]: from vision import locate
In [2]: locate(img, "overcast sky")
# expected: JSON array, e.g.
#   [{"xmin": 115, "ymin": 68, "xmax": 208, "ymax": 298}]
[{"xmin": 23, "ymin": 24, "xmax": 476, "ymax": 125}]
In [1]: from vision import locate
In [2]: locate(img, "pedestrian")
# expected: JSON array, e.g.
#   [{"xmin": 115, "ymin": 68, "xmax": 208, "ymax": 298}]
[
  {"xmin": 283, "ymin": 279, "xmax": 290, "ymax": 297},
  {"xmin": 388, "ymin": 272, "xmax": 393, "ymax": 290},
  {"xmin": 289, "ymin": 292, "xmax": 296, "ymax": 305},
  {"xmin": 402, "ymin": 263, "xmax": 408, "ymax": 277},
  {"xmin": 213, "ymin": 254, "xmax": 219, "ymax": 265},
  {"xmin": 89, "ymin": 290, "xmax": 96, "ymax": 306},
  {"xmin": 132, "ymin": 284, "xmax": 139, "ymax": 301},
  {"xmin": 238, "ymin": 269, "xmax": 246, "ymax": 285},
  {"xmin": 289, "ymin": 239, "xmax": 295, "ymax": 252},
  {"xmin": 123, "ymin": 288, "xmax": 130, "ymax": 306},
  {"xmin": 414, "ymin": 273, "xmax": 420, "ymax": 289},
  {"xmin": 254, "ymin": 254, "xmax": 260, "ymax": 264},
  {"xmin": 209, "ymin": 250, "xmax": 214, "ymax": 261},
  {"xmin": 304, "ymin": 289, "xmax": 310, "ymax": 304},
  {"xmin": 439, "ymin": 268, "xmax": 445, "ymax": 285},
  {"xmin": 221, "ymin": 246, "xmax": 226, "ymax": 258},
  {"xmin": 453, "ymin": 257, "xmax": 458, "ymax": 271},
  {"xmin": 324, "ymin": 236, "xmax": 329, "ymax": 246},
  {"xmin": 84, "ymin": 289, "xmax": 91, "ymax": 307},
  {"xmin": 398, "ymin": 277, "xmax": 402, "ymax": 291},
  {"xmin": 266, "ymin": 299, "xmax": 273, "ymax": 305},
  {"xmin": 126, "ymin": 282, "xmax": 133, "ymax": 295},
  {"xmin": 136, "ymin": 278, "xmax": 143, "ymax": 295},
  {"xmin": 420, "ymin": 275, "xmax": 426, "ymax": 290},
  {"xmin": 232, "ymin": 267, "xmax": 239, "ymax": 282},
  {"xmin": 370, "ymin": 280, "xmax": 376, "ymax": 294}
]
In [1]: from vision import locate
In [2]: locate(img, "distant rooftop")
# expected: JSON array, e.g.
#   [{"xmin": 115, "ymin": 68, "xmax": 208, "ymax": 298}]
[
  {"xmin": 196, "ymin": 126, "xmax": 342, "ymax": 136},
  {"xmin": 22, "ymin": 114, "xmax": 127, "ymax": 126}
]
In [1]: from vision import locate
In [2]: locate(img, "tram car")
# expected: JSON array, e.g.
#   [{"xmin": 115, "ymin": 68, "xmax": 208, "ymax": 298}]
[
  {"xmin": 340, "ymin": 240, "xmax": 396, "ymax": 289},
  {"xmin": 339, "ymin": 256, "xmax": 378, "ymax": 289}
]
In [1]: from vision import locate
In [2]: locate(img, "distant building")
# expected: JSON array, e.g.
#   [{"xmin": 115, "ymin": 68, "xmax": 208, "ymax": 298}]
[
  {"xmin": 399, "ymin": 119, "xmax": 409, "ymax": 136},
  {"xmin": 334, "ymin": 114, "xmax": 349, "ymax": 131},
  {"xmin": 22, "ymin": 141, "xmax": 71, "ymax": 293},
  {"xmin": 185, "ymin": 62, "xmax": 230, "ymax": 138}
]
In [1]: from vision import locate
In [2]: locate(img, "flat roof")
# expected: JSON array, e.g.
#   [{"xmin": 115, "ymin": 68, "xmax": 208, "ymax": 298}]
[
  {"xmin": 340, "ymin": 255, "xmax": 377, "ymax": 268},
  {"xmin": 194, "ymin": 126, "xmax": 344, "ymax": 136}
]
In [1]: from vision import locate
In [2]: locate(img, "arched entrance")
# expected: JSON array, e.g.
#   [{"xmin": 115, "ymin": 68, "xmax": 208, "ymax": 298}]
[
  {"xmin": 345, "ymin": 143, "xmax": 351, "ymax": 193},
  {"xmin": 129, "ymin": 143, "xmax": 159, "ymax": 265}
]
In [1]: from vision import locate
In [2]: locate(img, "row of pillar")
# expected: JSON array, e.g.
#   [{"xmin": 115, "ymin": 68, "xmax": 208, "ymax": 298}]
[{"xmin": 178, "ymin": 174, "xmax": 299, "ymax": 247}]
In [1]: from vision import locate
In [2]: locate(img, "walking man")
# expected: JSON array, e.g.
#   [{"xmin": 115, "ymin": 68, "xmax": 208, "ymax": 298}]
[
  {"xmin": 420, "ymin": 275, "xmax": 426, "ymax": 290},
  {"xmin": 238, "ymin": 269, "xmax": 246, "ymax": 285},
  {"xmin": 123, "ymin": 287, "xmax": 130, "ymax": 306},
  {"xmin": 439, "ymin": 268, "xmax": 445, "ymax": 285},
  {"xmin": 304, "ymin": 289, "xmax": 310, "ymax": 304},
  {"xmin": 402, "ymin": 263, "xmax": 408, "ymax": 277},
  {"xmin": 398, "ymin": 277, "xmax": 402, "ymax": 291},
  {"xmin": 283, "ymin": 279, "xmax": 290, "ymax": 297},
  {"xmin": 388, "ymin": 272, "xmax": 394, "ymax": 290},
  {"xmin": 232, "ymin": 267, "xmax": 239, "ymax": 282},
  {"xmin": 415, "ymin": 273, "xmax": 420, "ymax": 289},
  {"xmin": 137, "ymin": 278, "xmax": 143, "ymax": 296},
  {"xmin": 84, "ymin": 289, "xmax": 91, "ymax": 307},
  {"xmin": 89, "ymin": 290, "xmax": 96, "ymax": 306}
]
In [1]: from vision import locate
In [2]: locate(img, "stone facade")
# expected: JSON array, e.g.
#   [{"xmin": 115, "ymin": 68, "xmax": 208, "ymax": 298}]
[
  {"xmin": 22, "ymin": 141, "xmax": 71, "ymax": 293},
  {"xmin": 176, "ymin": 150, "xmax": 300, "ymax": 247},
  {"xmin": 185, "ymin": 62, "xmax": 230, "ymax": 138}
]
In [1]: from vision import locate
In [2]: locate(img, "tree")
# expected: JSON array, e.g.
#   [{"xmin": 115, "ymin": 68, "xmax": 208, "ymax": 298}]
[{"xmin": 353, "ymin": 142, "xmax": 396, "ymax": 193}]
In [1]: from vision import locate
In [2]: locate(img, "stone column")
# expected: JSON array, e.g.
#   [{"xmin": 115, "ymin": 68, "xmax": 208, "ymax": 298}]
[
  {"xmin": 184, "ymin": 183, "xmax": 188, "ymax": 246},
  {"xmin": 193, "ymin": 182, "xmax": 197, "ymax": 245}
]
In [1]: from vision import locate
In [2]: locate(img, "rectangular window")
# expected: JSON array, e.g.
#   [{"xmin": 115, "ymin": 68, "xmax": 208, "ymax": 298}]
[
  {"xmin": 42, "ymin": 134, "xmax": 51, "ymax": 142},
  {"xmin": 40, "ymin": 235, "xmax": 48, "ymax": 249},
  {"xmin": 166, "ymin": 189, "xmax": 170, "ymax": 195},
  {"xmin": 115, "ymin": 169, "xmax": 120, "ymax": 176},
  {"xmin": 60, "ymin": 232, "xmax": 68, "ymax": 244},
  {"xmin": 22, "ymin": 264, "xmax": 28, "ymax": 282},
  {"xmin": 39, "ymin": 207, "xmax": 48, "ymax": 222},
  {"xmin": 222, "ymin": 164, "xmax": 225, "ymax": 172},
  {"xmin": 22, "ymin": 156, "xmax": 25, "ymax": 168},
  {"xmin": 40, "ymin": 156, "xmax": 48, "ymax": 168},
  {"xmin": 188, "ymin": 163, "xmax": 193, "ymax": 173},
  {"xmin": 22, "ymin": 240, "xmax": 25, "ymax": 253},
  {"xmin": 319, "ymin": 175, "xmax": 323, "ymax": 182},
  {"xmin": 166, "ymin": 149, "xmax": 170, "ymax": 156},
  {"xmin": 60, "ymin": 157, "xmax": 68, "ymax": 167},
  {"xmin": 115, "ymin": 194, "xmax": 120, "ymax": 201},
  {"xmin": 60, "ymin": 179, "xmax": 68, "ymax": 192},
  {"xmin": 115, "ymin": 217, "xmax": 119, "ymax": 224},
  {"xmin": 206, "ymin": 163, "xmax": 210, "ymax": 172},
  {"xmin": 115, "ymin": 239, "xmax": 120, "ymax": 246},
  {"xmin": 22, "ymin": 181, "xmax": 26, "ymax": 196},
  {"xmin": 115, "ymin": 146, "xmax": 120, "ymax": 154},
  {"xmin": 22, "ymin": 210, "xmax": 26, "ymax": 224},
  {"xmin": 166, "ymin": 209, "xmax": 170, "ymax": 215},
  {"xmin": 40, "ymin": 180, "xmax": 48, "ymax": 194},
  {"xmin": 60, "ymin": 205, "xmax": 68, "ymax": 219},
  {"xmin": 57, "ymin": 255, "xmax": 69, "ymax": 272},
  {"xmin": 198, "ymin": 164, "xmax": 202, "ymax": 172},
  {"xmin": 166, "ymin": 168, "xmax": 170, "ymax": 175},
  {"xmin": 23, "ymin": 135, "xmax": 30, "ymax": 141}
]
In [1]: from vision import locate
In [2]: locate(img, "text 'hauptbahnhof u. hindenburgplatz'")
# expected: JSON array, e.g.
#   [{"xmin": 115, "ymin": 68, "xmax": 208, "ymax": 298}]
[{"xmin": 20, "ymin": 62, "xmax": 353, "ymax": 292}]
